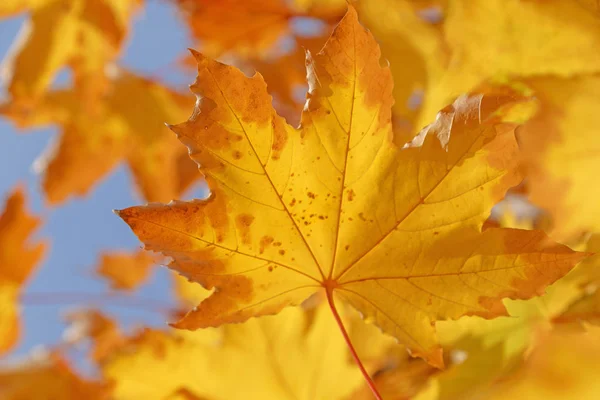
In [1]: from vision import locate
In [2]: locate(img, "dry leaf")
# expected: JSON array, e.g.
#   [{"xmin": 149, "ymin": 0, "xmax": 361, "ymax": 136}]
[{"xmin": 117, "ymin": 7, "xmax": 587, "ymax": 367}]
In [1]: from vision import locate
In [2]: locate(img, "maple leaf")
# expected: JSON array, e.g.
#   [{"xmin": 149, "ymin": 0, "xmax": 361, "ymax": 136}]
[
  {"xmin": 0, "ymin": 187, "xmax": 46, "ymax": 355},
  {"xmin": 517, "ymin": 76, "xmax": 600, "ymax": 241},
  {"xmin": 96, "ymin": 249, "xmax": 158, "ymax": 290},
  {"xmin": 172, "ymin": 272, "xmax": 212, "ymax": 307},
  {"xmin": 0, "ymin": 0, "xmax": 140, "ymax": 105},
  {"xmin": 0, "ymin": 352, "xmax": 109, "ymax": 399},
  {"xmin": 117, "ymin": 7, "xmax": 587, "ymax": 366},
  {"xmin": 174, "ymin": 0, "xmax": 344, "ymax": 57},
  {"xmin": 238, "ymin": 36, "xmax": 330, "ymax": 126},
  {"xmin": 0, "ymin": 71, "xmax": 201, "ymax": 204},
  {"xmin": 358, "ymin": 0, "xmax": 600, "ymax": 136},
  {"xmin": 175, "ymin": 0, "xmax": 339, "ymax": 126},
  {"xmin": 102, "ymin": 305, "xmax": 367, "ymax": 400}
]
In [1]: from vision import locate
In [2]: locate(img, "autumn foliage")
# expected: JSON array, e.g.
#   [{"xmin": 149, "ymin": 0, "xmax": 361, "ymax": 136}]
[{"xmin": 1, "ymin": 1, "xmax": 600, "ymax": 399}]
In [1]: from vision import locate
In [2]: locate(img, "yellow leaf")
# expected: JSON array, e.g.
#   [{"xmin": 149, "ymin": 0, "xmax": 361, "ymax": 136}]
[
  {"xmin": 240, "ymin": 36, "xmax": 330, "ymax": 126},
  {"xmin": 118, "ymin": 7, "xmax": 586, "ymax": 366},
  {"xmin": 0, "ymin": 188, "xmax": 46, "ymax": 354},
  {"xmin": 102, "ymin": 305, "xmax": 365, "ymax": 400},
  {"xmin": 518, "ymin": 76, "xmax": 600, "ymax": 241},
  {"xmin": 0, "ymin": 0, "xmax": 140, "ymax": 105},
  {"xmin": 357, "ymin": 0, "xmax": 446, "ymax": 139},
  {"xmin": 358, "ymin": 0, "xmax": 600, "ymax": 135},
  {"xmin": 1, "ymin": 72, "xmax": 201, "ymax": 204}
]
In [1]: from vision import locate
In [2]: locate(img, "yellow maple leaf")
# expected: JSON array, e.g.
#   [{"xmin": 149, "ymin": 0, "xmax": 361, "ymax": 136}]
[
  {"xmin": 1, "ymin": 71, "xmax": 201, "ymax": 204},
  {"xmin": 117, "ymin": 7, "xmax": 586, "ymax": 366},
  {"xmin": 0, "ymin": 187, "xmax": 46, "ymax": 355},
  {"xmin": 0, "ymin": 0, "xmax": 141, "ymax": 105},
  {"xmin": 239, "ymin": 36, "xmax": 331, "ymax": 126},
  {"xmin": 102, "ymin": 305, "xmax": 366, "ymax": 400},
  {"xmin": 0, "ymin": 352, "xmax": 109, "ymax": 399},
  {"xmin": 358, "ymin": 0, "xmax": 600, "ymax": 135}
]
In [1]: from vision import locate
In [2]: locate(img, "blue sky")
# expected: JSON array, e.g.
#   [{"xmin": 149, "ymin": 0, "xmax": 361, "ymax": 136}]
[{"xmin": 0, "ymin": 0, "xmax": 202, "ymax": 366}]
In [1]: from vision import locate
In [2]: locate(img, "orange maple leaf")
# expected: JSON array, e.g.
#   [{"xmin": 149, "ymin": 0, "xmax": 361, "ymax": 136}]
[
  {"xmin": 0, "ymin": 71, "xmax": 201, "ymax": 204},
  {"xmin": 117, "ymin": 8, "xmax": 587, "ymax": 367},
  {"xmin": 174, "ymin": 0, "xmax": 344, "ymax": 57},
  {"xmin": 96, "ymin": 249, "xmax": 159, "ymax": 291},
  {"xmin": 0, "ymin": 187, "xmax": 46, "ymax": 354}
]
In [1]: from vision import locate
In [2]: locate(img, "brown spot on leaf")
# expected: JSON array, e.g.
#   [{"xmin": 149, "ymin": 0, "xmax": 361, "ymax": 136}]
[
  {"xmin": 307, "ymin": 192, "xmax": 316, "ymax": 199},
  {"xmin": 259, "ymin": 236, "xmax": 274, "ymax": 254},
  {"xmin": 278, "ymin": 250, "xmax": 286, "ymax": 255},
  {"xmin": 232, "ymin": 150, "xmax": 243, "ymax": 160},
  {"xmin": 347, "ymin": 189, "xmax": 355, "ymax": 201},
  {"xmin": 167, "ymin": 247, "xmax": 254, "ymax": 322},
  {"xmin": 235, "ymin": 213, "xmax": 254, "ymax": 245}
]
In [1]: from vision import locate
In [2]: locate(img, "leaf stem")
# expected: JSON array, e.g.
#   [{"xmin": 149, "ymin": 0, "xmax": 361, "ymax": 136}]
[{"xmin": 326, "ymin": 288, "xmax": 383, "ymax": 400}]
